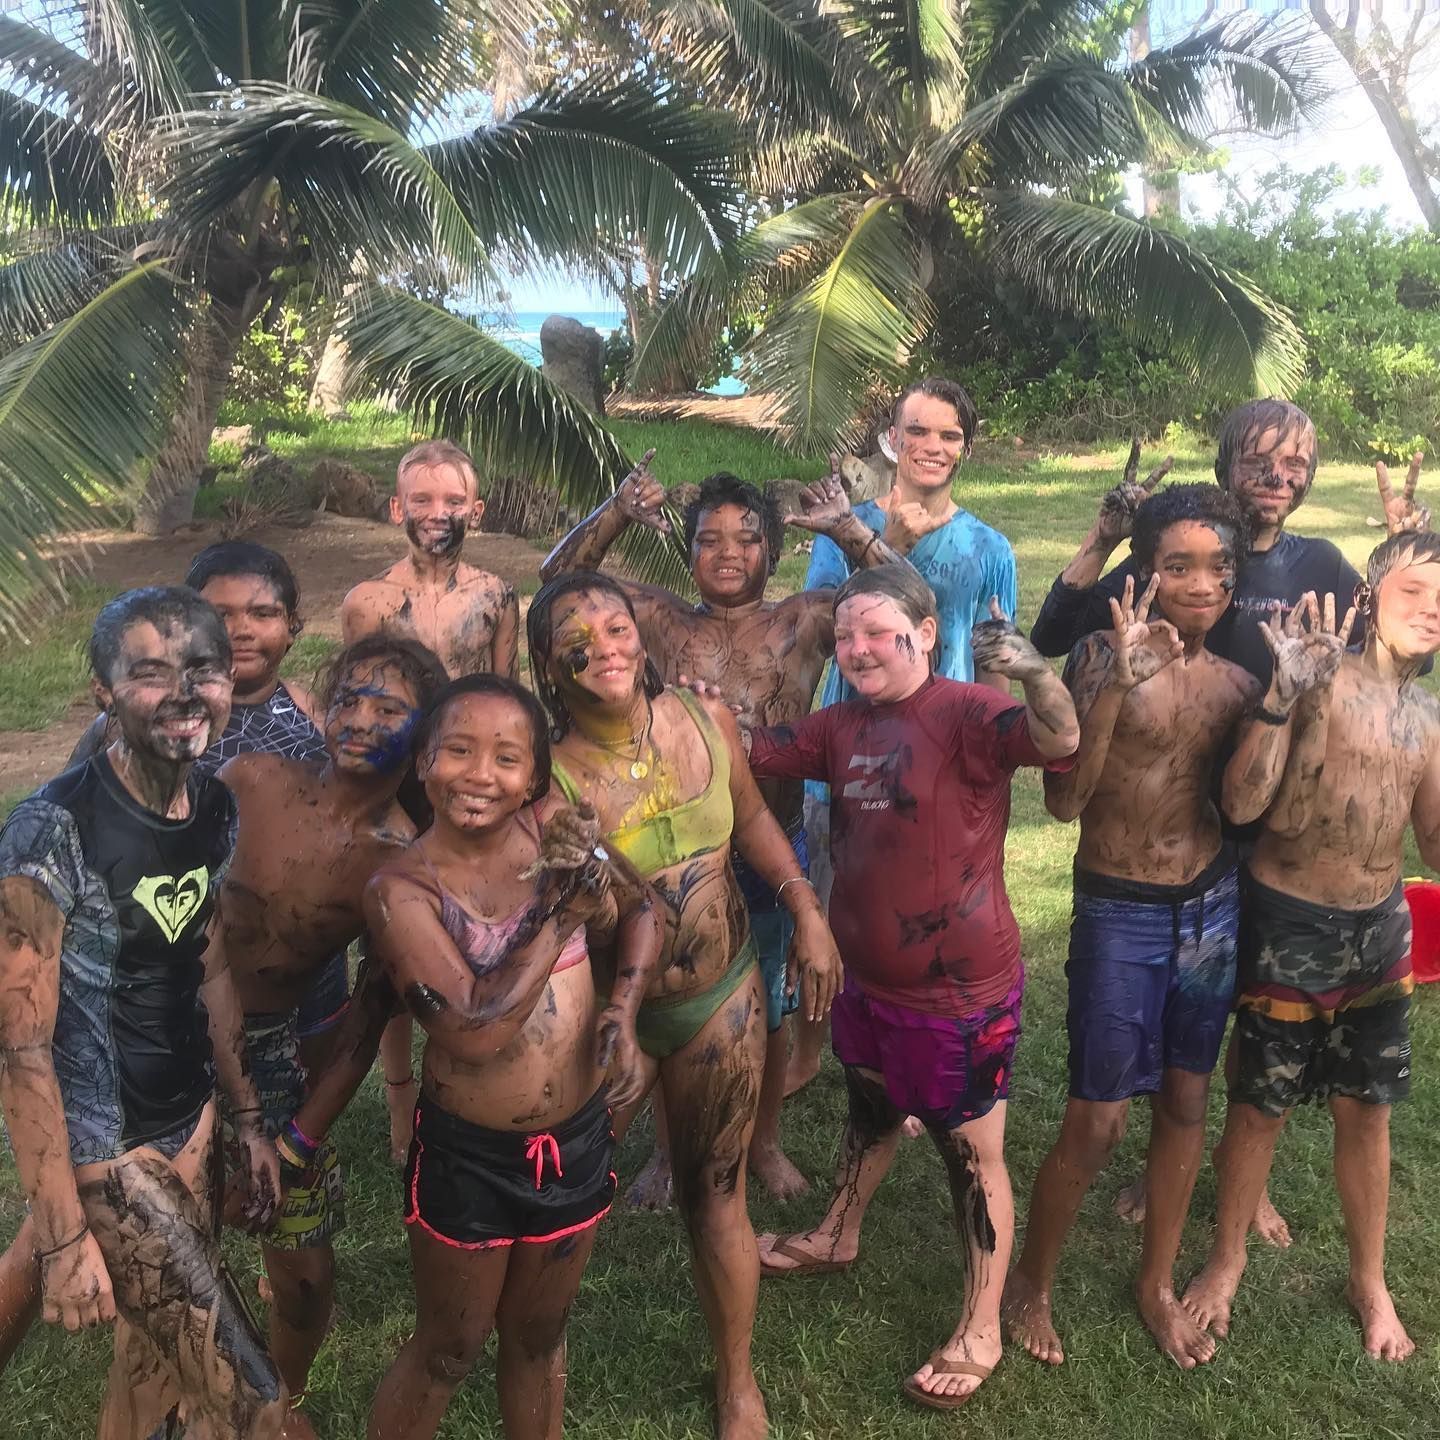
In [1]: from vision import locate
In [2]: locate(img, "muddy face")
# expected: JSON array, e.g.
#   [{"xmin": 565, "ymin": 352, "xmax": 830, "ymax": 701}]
[
  {"xmin": 833, "ymin": 593, "xmax": 935, "ymax": 703},
  {"xmin": 1373, "ymin": 559, "xmax": 1440, "ymax": 663},
  {"xmin": 689, "ymin": 502, "xmax": 770, "ymax": 604},
  {"xmin": 887, "ymin": 392, "xmax": 967, "ymax": 496},
  {"xmin": 547, "ymin": 591, "xmax": 647, "ymax": 714},
  {"xmin": 97, "ymin": 619, "xmax": 233, "ymax": 763},
  {"xmin": 1225, "ymin": 423, "xmax": 1317, "ymax": 529},
  {"xmin": 199, "ymin": 574, "xmax": 295, "ymax": 700},
  {"xmin": 420, "ymin": 692, "xmax": 538, "ymax": 834},
  {"xmin": 389, "ymin": 461, "xmax": 481, "ymax": 558},
  {"xmin": 1146, "ymin": 519, "xmax": 1240, "ymax": 641},
  {"xmin": 324, "ymin": 661, "xmax": 422, "ymax": 775}
]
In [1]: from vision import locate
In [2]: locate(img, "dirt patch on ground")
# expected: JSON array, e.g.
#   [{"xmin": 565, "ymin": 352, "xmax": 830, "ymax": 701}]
[{"xmin": 0, "ymin": 514, "xmax": 547, "ymax": 796}]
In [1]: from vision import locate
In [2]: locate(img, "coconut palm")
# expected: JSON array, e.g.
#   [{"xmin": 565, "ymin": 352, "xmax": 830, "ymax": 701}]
[
  {"xmin": 632, "ymin": 1, "xmax": 1327, "ymax": 448},
  {"xmin": 0, "ymin": 1, "xmax": 732, "ymax": 621}
]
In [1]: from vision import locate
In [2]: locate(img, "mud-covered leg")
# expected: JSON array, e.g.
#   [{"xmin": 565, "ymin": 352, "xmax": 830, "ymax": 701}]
[
  {"xmin": 82, "ymin": 1106, "xmax": 287, "ymax": 1440},
  {"xmin": 367, "ymin": 1230, "xmax": 508, "ymax": 1440},
  {"xmin": 0, "ymin": 1219, "xmax": 41, "ymax": 1375},
  {"xmin": 664, "ymin": 971, "xmax": 767, "ymax": 1440},
  {"xmin": 908, "ymin": 1104, "xmax": 1010, "ymax": 1403},
  {"xmin": 495, "ymin": 1227, "xmax": 602, "ymax": 1440}
]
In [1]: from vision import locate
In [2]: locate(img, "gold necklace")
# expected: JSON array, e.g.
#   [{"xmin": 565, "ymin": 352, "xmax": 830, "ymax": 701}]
[{"xmin": 590, "ymin": 701, "xmax": 654, "ymax": 780}]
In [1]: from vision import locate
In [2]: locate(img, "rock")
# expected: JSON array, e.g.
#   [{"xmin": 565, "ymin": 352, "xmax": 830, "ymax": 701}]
[
  {"xmin": 839, "ymin": 451, "xmax": 894, "ymax": 503},
  {"xmin": 766, "ymin": 477, "xmax": 807, "ymax": 525},
  {"xmin": 312, "ymin": 458, "xmax": 380, "ymax": 519},
  {"xmin": 540, "ymin": 315, "xmax": 606, "ymax": 415},
  {"xmin": 238, "ymin": 444, "xmax": 318, "ymax": 528}
]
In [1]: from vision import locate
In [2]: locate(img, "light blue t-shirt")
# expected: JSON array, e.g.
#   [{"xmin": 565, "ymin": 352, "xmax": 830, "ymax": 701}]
[{"xmin": 805, "ymin": 499, "xmax": 1018, "ymax": 706}]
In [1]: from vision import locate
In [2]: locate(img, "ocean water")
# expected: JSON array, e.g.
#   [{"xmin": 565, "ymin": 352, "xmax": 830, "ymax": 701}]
[{"xmin": 492, "ymin": 308, "xmax": 746, "ymax": 397}]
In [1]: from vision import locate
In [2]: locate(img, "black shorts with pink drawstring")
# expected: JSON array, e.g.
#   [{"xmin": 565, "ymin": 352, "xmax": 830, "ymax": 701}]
[{"xmin": 403, "ymin": 1086, "xmax": 616, "ymax": 1250}]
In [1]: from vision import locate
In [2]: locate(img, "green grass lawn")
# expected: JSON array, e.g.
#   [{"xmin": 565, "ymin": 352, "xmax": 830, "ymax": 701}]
[{"xmin": 4, "ymin": 421, "xmax": 1439, "ymax": 1437}]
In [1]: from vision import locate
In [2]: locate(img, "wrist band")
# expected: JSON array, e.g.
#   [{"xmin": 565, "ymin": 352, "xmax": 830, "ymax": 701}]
[
  {"xmin": 36, "ymin": 1222, "xmax": 89, "ymax": 1262},
  {"xmin": 384, "ymin": 1073, "xmax": 415, "ymax": 1089},
  {"xmin": 275, "ymin": 1135, "xmax": 309, "ymax": 1175},
  {"xmin": 282, "ymin": 1118, "xmax": 319, "ymax": 1165},
  {"xmin": 776, "ymin": 876, "xmax": 816, "ymax": 904},
  {"xmin": 1255, "ymin": 705, "xmax": 1291, "ymax": 726}
]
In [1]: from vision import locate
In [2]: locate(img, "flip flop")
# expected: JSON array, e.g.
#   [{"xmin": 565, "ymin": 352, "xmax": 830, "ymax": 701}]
[
  {"xmin": 901, "ymin": 1356, "xmax": 997, "ymax": 1411},
  {"xmin": 758, "ymin": 1234, "xmax": 852, "ymax": 1279}
]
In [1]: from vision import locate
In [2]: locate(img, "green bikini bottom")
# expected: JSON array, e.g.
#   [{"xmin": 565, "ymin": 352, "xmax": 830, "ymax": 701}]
[{"xmin": 635, "ymin": 935, "xmax": 759, "ymax": 1060}]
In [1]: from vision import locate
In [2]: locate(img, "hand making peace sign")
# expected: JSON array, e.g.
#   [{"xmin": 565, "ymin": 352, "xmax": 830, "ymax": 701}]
[{"xmin": 1375, "ymin": 452, "xmax": 1429, "ymax": 536}]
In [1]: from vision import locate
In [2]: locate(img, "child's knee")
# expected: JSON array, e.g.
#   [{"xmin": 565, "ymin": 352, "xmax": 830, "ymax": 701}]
[
  {"xmin": 502, "ymin": 1310, "xmax": 570, "ymax": 1360},
  {"xmin": 419, "ymin": 1326, "xmax": 492, "ymax": 1386},
  {"xmin": 1067, "ymin": 1104, "xmax": 1128, "ymax": 1165}
]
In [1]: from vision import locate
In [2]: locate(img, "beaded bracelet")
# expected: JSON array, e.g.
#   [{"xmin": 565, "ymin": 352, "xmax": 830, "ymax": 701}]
[{"xmin": 36, "ymin": 1222, "xmax": 89, "ymax": 1262}]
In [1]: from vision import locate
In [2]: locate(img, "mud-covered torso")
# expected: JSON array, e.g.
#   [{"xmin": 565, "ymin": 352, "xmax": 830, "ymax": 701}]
[
  {"xmin": 221, "ymin": 757, "xmax": 411, "ymax": 1014},
  {"xmin": 1076, "ymin": 648, "xmax": 1255, "ymax": 886},
  {"xmin": 554, "ymin": 689, "xmax": 747, "ymax": 1001},
  {"xmin": 359, "ymin": 563, "xmax": 513, "ymax": 677},
  {"xmin": 1251, "ymin": 657, "xmax": 1440, "ymax": 908}
]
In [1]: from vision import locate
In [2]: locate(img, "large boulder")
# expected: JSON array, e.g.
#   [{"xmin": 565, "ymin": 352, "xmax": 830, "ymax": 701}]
[
  {"xmin": 839, "ymin": 450, "xmax": 894, "ymax": 504},
  {"xmin": 312, "ymin": 458, "xmax": 382, "ymax": 519},
  {"xmin": 540, "ymin": 315, "xmax": 606, "ymax": 415}
]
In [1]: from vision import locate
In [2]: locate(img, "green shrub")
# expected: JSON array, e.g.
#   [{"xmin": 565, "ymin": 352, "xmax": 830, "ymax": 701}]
[{"xmin": 222, "ymin": 304, "xmax": 317, "ymax": 421}]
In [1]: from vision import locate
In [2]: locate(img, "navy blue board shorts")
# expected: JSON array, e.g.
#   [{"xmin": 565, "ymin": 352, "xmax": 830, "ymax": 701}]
[
  {"xmin": 731, "ymin": 820, "xmax": 808, "ymax": 1033},
  {"xmin": 1066, "ymin": 850, "xmax": 1240, "ymax": 1102}
]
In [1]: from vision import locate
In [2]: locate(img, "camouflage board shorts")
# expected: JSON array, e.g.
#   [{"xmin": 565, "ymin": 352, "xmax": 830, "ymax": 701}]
[
  {"xmin": 222, "ymin": 1009, "xmax": 345, "ymax": 1251},
  {"xmin": 1231, "ymin": 872, "xmax": 1413, "ymax": 1118}
]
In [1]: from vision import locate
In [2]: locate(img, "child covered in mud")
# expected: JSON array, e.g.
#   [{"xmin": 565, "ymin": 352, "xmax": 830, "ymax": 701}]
[{"xmin": 737, "ymin": 564, "xmax": 1079, "ymax": 1412}]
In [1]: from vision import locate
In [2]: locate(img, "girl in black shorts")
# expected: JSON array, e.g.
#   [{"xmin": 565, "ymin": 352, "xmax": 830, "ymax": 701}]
[{"xmin": 354, "ymin": 676, "xmax": 660, "ymax": 1440}]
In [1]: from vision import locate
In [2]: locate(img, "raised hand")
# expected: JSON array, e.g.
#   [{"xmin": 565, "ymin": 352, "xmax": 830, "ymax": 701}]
[
  {"xmin": 783, "ymin": 455, "xmax": 854, "ymax": 533},
  {"xmin": 1095, "ymin": 439, "xmax": 1173, "ymax": 546},
  {"xmin": 971, "ymin": 596, "xmax": 1049, "ymax": 681},
  {"xmin": 1106, "ymin": 574, "xmax": 1184, "ymax": 690},
  {"xmin": 1375, "ymin": 452, "xmax": 1429, "ymax": 535},
  {"xmin": 1259, "ymin": 592, "xmax": 1356, "ymax": 713},
  {"xmin": 882, "ymin": 483, "xmax": 951, "ymax": 554},
  {"xmin": 613, "ymin": 449, "xmax": 670, "ymax": 533}
]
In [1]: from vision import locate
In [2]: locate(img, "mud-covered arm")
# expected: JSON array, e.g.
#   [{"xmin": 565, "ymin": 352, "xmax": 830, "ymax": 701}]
[
  {"xmin": 289, "ymin": 946, "xmax": 400, "ymax": 1145},
  {"xmin": 715, "ymin": 699, "xmax": 842, "ymax": 1020},
  {"xmin": 1412, "ymin": 731, "xmax": 1440, "ymax": 872},
  {"xmin": 1044, "ymin": 636, "xmax": 1124, "ymax": 823},
  {"xmin": 362, "ymin": 870, "xmax": 595, "ymax": 1052},
  {"xmin": 540, "ymin": 449, "xmax": 672, "ymax": 588},
  {"xmin": 590, "ymin": 852, "xmax": 663, "ymax": 1109},
  {"xmin": 783, "ymin": 470, "xmax": 907, "ymax": 571},
  {"xmin": 0, "ymin": 877, "xmax": 84, "ymax": 1253},
  {"xmin": 494, "ymin": 584, "xmax": 520, "ymax": 681}
]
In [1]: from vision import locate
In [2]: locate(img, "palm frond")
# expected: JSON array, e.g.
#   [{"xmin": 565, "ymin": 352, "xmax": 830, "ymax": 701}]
[
  {"xmin": 0, "ymin": 225, "xmax": 155, "ymax": 342},
  {"xmin": 427, "ymin": 79, "xmax": 738, "ymax": 278},
  {"xmin": 1126, "ymin": 15, "xmax": 1328, "ymax": 140},
  {"xmin": 826, "ymin": 0, "xmax": 964, "ymax": 120},
  {"xmin": 983, "ymin": 189, "xmax": 1306, "ymax": 398},
  {"xmin": 79, "ymin": 0, "xmax": 226, "ymax": 98},
  {"xmin": 340, "ymin": 285, "xmax": 693, "ymax": 588},
  {"xmin": 649, "ymin": 0, "xmax": 867, "ymax": 136},
  {"xmin": 0, "ymin": 85, "xmax": 114, "ymax": 226},
  {"xmin": 157, "ymin": 83, "xmax": 486, "ymax": 291},
  {"xmin": 965, "ymin": 0, "xmax": 1102, "ymax": 89},
  {"xmin": 629, "ymin": 191, "xmax": 867, "ymax": 391},
  {"xmin": 739, "ymin": 197, "xmax": 933, "ymax": 451},
  {"xmin": 0, "ymin": 262, "xmax": 187, "ymax": 631},
  {"xmin": 287, "ymin": 0, "xmax": 521, "ymax": 130},
  {"xmin": 911, "ymin": 54, "xmax": 1191, "ymax": 204}
]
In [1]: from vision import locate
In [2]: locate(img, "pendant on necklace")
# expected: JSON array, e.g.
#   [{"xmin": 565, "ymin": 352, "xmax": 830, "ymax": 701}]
[{"xmin": 629, "ymin": 758, "xmax": 649, "ymax": 780}]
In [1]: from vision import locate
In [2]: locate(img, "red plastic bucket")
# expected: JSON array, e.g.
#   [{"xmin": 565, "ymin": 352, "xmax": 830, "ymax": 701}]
[{"xmin": 1404, "ymin": 881, "xmax": 1440, "ymax": 983}]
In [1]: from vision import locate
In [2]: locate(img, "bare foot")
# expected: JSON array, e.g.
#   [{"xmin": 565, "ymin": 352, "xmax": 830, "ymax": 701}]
[
  {"xmin": 748, "ymin": 1142, "xmax": 810, "ymax": 1200},
  {"xmin": 716, "ymin": 1381, "xmax": 768, "ymax": 1440},
  {"xmin": 1181, "ymin": 1259, "xmax": 1243, "ymax": 1339},
  {"xmin": 1113, "ymin": 1174, "xmax": 1146, "ymax": 1225},
  {"xmin": 1251, "ymin": 1189, "xmax": 1292, "ymax": 1249},
  {"xmin": 624, "ymin": 1149, "xmax": 674, "ymax": 1212},
  {"xmin": 386, "ymin": 1077, "xmax": 417, "ymax": 1167},
  {"xmin": 756, "ymin": 1228, "xmax": 857, "ymax": 1273},
  {"xmin": 908, "ymin": 1324, "xmax": 1002, "ymax": 1403},
  {"xmin": 1002, "ymin": 1268, "xmax": 1064, "ymax": 1365},
  {"xmin": 1137, "ymin": 1284, "xmax": 1216, "ymax": 1369},
  {"xmin": 900, "ymin": 1115, "xmax": 923, "ymax": 1140},
  {"xmin": 1347, "ymin": 1280, "xmax": 1415, "ymax": 1362},
  {"xmin": 783, "ymin": 1049, "xmax": 820, "ymax": 1098}
]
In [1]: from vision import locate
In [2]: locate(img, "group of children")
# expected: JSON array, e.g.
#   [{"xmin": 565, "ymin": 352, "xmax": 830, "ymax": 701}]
[{"xmin": 0, "ymin": 386, "xmax": 1433, "ymax": 1440}]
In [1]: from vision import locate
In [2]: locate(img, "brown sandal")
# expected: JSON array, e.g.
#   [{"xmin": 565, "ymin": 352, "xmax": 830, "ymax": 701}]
[
  {"xmin": 758, "ymin": 1234, "xmax": 852, "ymax": 1279},
  {"xmin": 901, "ymin": 1356, "xmax": 997, "ymax": 1411}
]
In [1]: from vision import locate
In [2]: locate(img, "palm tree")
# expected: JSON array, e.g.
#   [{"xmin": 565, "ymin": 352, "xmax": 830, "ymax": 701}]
[
  {"xmin": 632, "ymin": 1, "xmax": 1326, "ymax": 448},
  {"xmin": 0, "ymin": 2, "xmax": 732, "ymax": 621}
]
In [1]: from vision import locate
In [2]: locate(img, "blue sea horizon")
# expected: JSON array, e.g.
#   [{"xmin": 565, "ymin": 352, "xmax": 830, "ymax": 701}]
[{"xmin": 494, "ymin": 308, "xmax": 746, "ymax": 398}]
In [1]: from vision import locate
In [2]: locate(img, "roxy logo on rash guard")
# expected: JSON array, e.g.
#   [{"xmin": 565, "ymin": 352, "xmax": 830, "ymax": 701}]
[{"xmin": 131, "ymin": 867, "xmax": 209, "ymax": 943}]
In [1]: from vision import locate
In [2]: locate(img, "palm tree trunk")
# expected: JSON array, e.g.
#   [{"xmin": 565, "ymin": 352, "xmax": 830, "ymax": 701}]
[
  {"xmin": 308, "ymin": 313, "xmax": 351, "ymax": 418},
  {"xmin": 132, "ymin": 301, "xmax": 245, "ymax": 535}
]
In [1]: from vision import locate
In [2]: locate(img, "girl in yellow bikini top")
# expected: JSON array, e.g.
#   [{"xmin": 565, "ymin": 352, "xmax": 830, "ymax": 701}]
[{"xmin": 551, "ymin": 688, "xmax": 734, "ymax": 875}]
